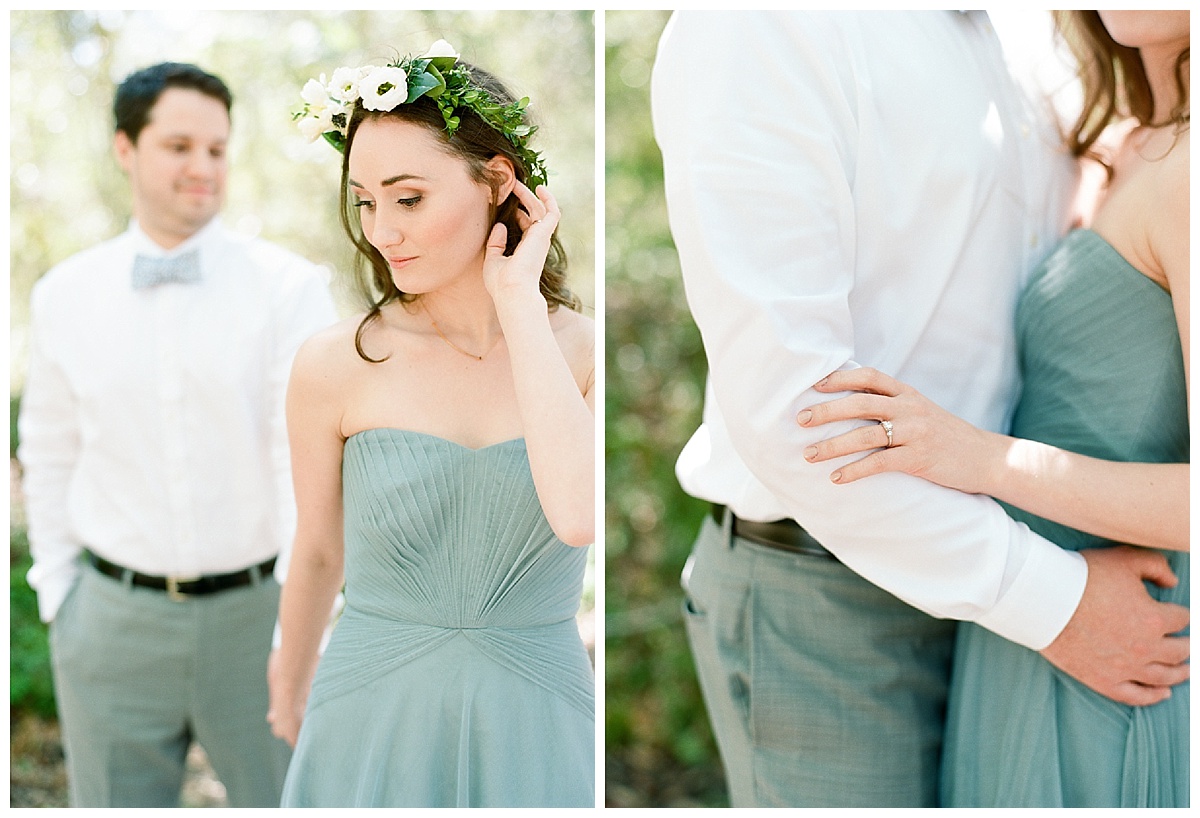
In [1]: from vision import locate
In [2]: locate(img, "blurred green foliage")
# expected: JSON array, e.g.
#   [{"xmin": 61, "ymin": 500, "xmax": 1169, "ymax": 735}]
[
  {"xmin": 12, "ymin": 392, "xmax": 54, "ymax": 717},
  {"xmin": 11, "ymin": 396, "xmax": 20, "ymax": 460},
  {"xmin": 604, "ymin": 11, "xmax": 726, "ymax": 808},
  {"xmin": 11, "ymin": 526, "xmax": 56, "ymax": 718}
]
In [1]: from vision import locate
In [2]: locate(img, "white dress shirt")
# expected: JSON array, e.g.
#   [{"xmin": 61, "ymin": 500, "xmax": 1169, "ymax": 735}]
[
  {"xmin": 19, "ymin": 218, "xmax": 338, "ymax": 622},
  {"xmin": 654, "ymin": 11, "xmax": 1085, "ymax": 650}
]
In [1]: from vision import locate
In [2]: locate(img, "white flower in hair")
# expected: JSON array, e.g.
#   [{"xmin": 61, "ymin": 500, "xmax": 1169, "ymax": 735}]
[
  {"xmin": 327, "ymin": 65, "xmax": 375, "ymax": 104},
  {"xmin": 423, "ymin": 39, "xmax": 459, "ymax": 59},
  {"xmin": 297, "ymin": 104, "xmax": 337, "ymax": 142},
  {"xmin": 301, "ymin": 77, "xmax": 329, "ymax": 108},
  {"xmin": 359, "ymin": 66, "xmax": 410, "ymax": 112}
]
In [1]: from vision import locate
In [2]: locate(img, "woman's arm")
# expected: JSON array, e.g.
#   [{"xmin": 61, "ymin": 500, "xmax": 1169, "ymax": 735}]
[
  {"xmin": 798, "ymin": 368, "xmax": 1189, "ymax": 551},
  {"xmin": 973, "ymin": 438, "xmax": 1186, "ymax": 552},
  {"xmin": 267, "ymin": 333, "xmax": 349, "ymax": 747},
  {"xmin": 802, "ymin": 133, "xmax": 1190, "ymax": 553},
  {"xmin": 485, "ymin": 183, "xmax": 595, "ymax": 546}
]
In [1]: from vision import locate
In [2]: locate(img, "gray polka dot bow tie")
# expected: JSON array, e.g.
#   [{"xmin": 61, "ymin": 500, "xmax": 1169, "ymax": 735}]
[{"xmin": 131, "ymin": 248, "xmax": 201, "ymax": 289}]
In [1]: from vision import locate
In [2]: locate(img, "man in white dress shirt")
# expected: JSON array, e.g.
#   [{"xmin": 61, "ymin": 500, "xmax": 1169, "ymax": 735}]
[
  {"xmin": 18, "ymin": 62, "xmax": 337, "ymax": 807},
  {"xmin": 652, "ymin": 11, "xmax": 1188, "ymax": 807}
]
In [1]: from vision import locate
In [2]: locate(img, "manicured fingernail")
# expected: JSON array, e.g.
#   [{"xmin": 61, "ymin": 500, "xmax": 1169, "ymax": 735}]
[
  {"xmin": 803, "ymin": 446, "xmax": 817, "ymax": 461},
  {"xmin": 831, "ymin": 471, "xmax": 842, "ymax": 483},
  {"xmin": 797, "ymin": 409, "xmax": 812, "ymax": 425}
]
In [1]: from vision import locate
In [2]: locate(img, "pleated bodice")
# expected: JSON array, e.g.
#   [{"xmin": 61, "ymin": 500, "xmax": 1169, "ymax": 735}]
[
  {"xmin": 282, "ymin": 427, "xmax": 594, "ymax": 807},
  {"xmin": 340, "ymin": 428, "xmax": 587, "ymax": 628}
]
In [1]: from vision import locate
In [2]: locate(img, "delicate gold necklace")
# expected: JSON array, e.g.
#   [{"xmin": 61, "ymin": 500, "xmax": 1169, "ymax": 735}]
[{"xmin": 426, "ymin": 306, "xmax": 500, "ymax": 361}]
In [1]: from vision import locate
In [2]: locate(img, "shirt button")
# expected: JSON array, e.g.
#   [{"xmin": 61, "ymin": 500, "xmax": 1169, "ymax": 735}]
[{"xmin": 1030, "ymin": 233, "xmax": 1040, "ymax": 248}]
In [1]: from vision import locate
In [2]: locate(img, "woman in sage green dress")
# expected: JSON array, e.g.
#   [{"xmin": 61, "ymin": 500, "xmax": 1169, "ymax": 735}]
[
  {"xmin": 800, "ymin": 10, "xmax": 1188, "ymax": 807},
  {"xmin": 266, "ymin": 43, "xmax": 595, "ymax": 807}
]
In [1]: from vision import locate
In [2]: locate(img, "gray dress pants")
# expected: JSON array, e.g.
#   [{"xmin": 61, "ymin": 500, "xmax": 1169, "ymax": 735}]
[
  {"xmin": 682, "ymin": 514, "xmax": 956, "ymax": 806},
  {"xmin": 49, "ymin": 563, "xmax": 291, "ymax": 807}
]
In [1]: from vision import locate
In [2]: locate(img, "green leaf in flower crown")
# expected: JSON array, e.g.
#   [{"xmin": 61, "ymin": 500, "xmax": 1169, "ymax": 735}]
[
  {"xmin": 323, "ymin": 130, "xmax": 347, "ymax": 153},
  {"xmin": 406, "ymin": 69, "xmax": 442, "ymax": 104},
  {"xmin": 427, "ymin": 55, "xmax": 458, "ymax": 74},
  {"xmin": 422, "ymin": 64, "xmax": 448, "ymax": 99}
]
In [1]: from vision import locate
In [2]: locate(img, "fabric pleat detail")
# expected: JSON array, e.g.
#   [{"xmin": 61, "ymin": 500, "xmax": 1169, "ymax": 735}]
[
  {"xmin": 281, "ymin": 427, "xmax": 595, "ymax": 807},
  {"xmin": 942, "ymin": 229, "xmax": 1188, "ymax": 807}
]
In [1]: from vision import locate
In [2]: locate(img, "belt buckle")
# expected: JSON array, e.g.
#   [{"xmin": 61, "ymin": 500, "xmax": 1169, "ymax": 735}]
[{"xmin": 165, "ymin": 575, "xmax": 199, "ymax": 601}]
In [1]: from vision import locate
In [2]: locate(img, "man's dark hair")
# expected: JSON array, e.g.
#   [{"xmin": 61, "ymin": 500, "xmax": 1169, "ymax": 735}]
[{"xmin": 113, "ymin": 62, "xmax": 233, "ymax": 143}]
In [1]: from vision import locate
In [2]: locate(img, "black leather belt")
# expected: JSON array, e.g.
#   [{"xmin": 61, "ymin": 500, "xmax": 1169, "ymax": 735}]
[
  {"xmin": 711, "ymin": 503, "xmax": 836, "ymax": 560},
  {"xmin": 86, "ymin": 550, "xmax": 277, "ymax": 601}
]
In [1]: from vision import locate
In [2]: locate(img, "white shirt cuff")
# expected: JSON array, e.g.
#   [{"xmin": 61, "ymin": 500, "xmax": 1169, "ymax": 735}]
[
  {"xmin": 33, "ymin": 562, "xmax": 82, "ymax": 624},
  {"xmin": 973, "ymin": 541, "xmax": 1087, "ymax": 650}
]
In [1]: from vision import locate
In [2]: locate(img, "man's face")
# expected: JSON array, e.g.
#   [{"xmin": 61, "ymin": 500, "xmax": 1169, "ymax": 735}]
[{"xmin": 115, "ymin": 87, "xmax": 229, "ymax": 248}]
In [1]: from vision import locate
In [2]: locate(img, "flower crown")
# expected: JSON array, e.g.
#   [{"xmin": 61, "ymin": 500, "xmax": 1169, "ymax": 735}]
[{"xmin": 294, "ymin": 40, "xmax": 547, "ymax": 188}]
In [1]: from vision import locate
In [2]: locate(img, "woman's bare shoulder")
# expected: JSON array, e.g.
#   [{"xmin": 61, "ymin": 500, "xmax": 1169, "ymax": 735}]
[
  {"xmin": 550, "ymin": 306, "xmax": 595, "ymax": 393},
  {"xmin": 1154, "ymin": 130, "xmax": 1189, "ymax": 285},
  {"xmin": 292, "ymin": 314, "xmax": 374, "ymax": 385},
  {"xmin": 1158, "ymin": 129, "xmax": 1188, "ymax": 210},
  {"xmin": 551, "ymin": 306, "xmax": 594, "ymax": 352}
]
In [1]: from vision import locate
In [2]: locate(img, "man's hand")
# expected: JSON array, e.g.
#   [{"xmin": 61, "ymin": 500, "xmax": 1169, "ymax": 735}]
[{"xmin": 1041, "ymin": 546, "xmax": 1189, "ymax": 706}]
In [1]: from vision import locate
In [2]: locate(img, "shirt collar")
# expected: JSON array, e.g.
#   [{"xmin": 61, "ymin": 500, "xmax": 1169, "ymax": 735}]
[{"xmin": 128, "ymin": 217, "xmax": 223, "ymax": 259}]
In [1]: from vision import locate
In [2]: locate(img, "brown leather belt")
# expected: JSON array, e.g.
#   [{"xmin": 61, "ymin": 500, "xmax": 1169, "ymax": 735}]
[
  {"xmin": 711, "ymin": 503, "xmax": 836, "ymax": 560},
  {"xmin": 86, "ymin": 550, "xmax": 277, "ymax": 601}
]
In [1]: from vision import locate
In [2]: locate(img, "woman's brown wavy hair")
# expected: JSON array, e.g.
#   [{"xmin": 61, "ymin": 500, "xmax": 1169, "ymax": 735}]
[
  {"xmin": 1053, "ymin": 11, "xmax": 1189, "ymax": 165},
  {"xmin": 339, "ymin": 63, "xmax": 579, "ymax": 362}
]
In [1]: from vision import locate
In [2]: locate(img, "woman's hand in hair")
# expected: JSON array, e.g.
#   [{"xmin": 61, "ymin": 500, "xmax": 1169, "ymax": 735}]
[{"xmin": 483, "ymin": 181, "xmax": 558, "ymax": 310}]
